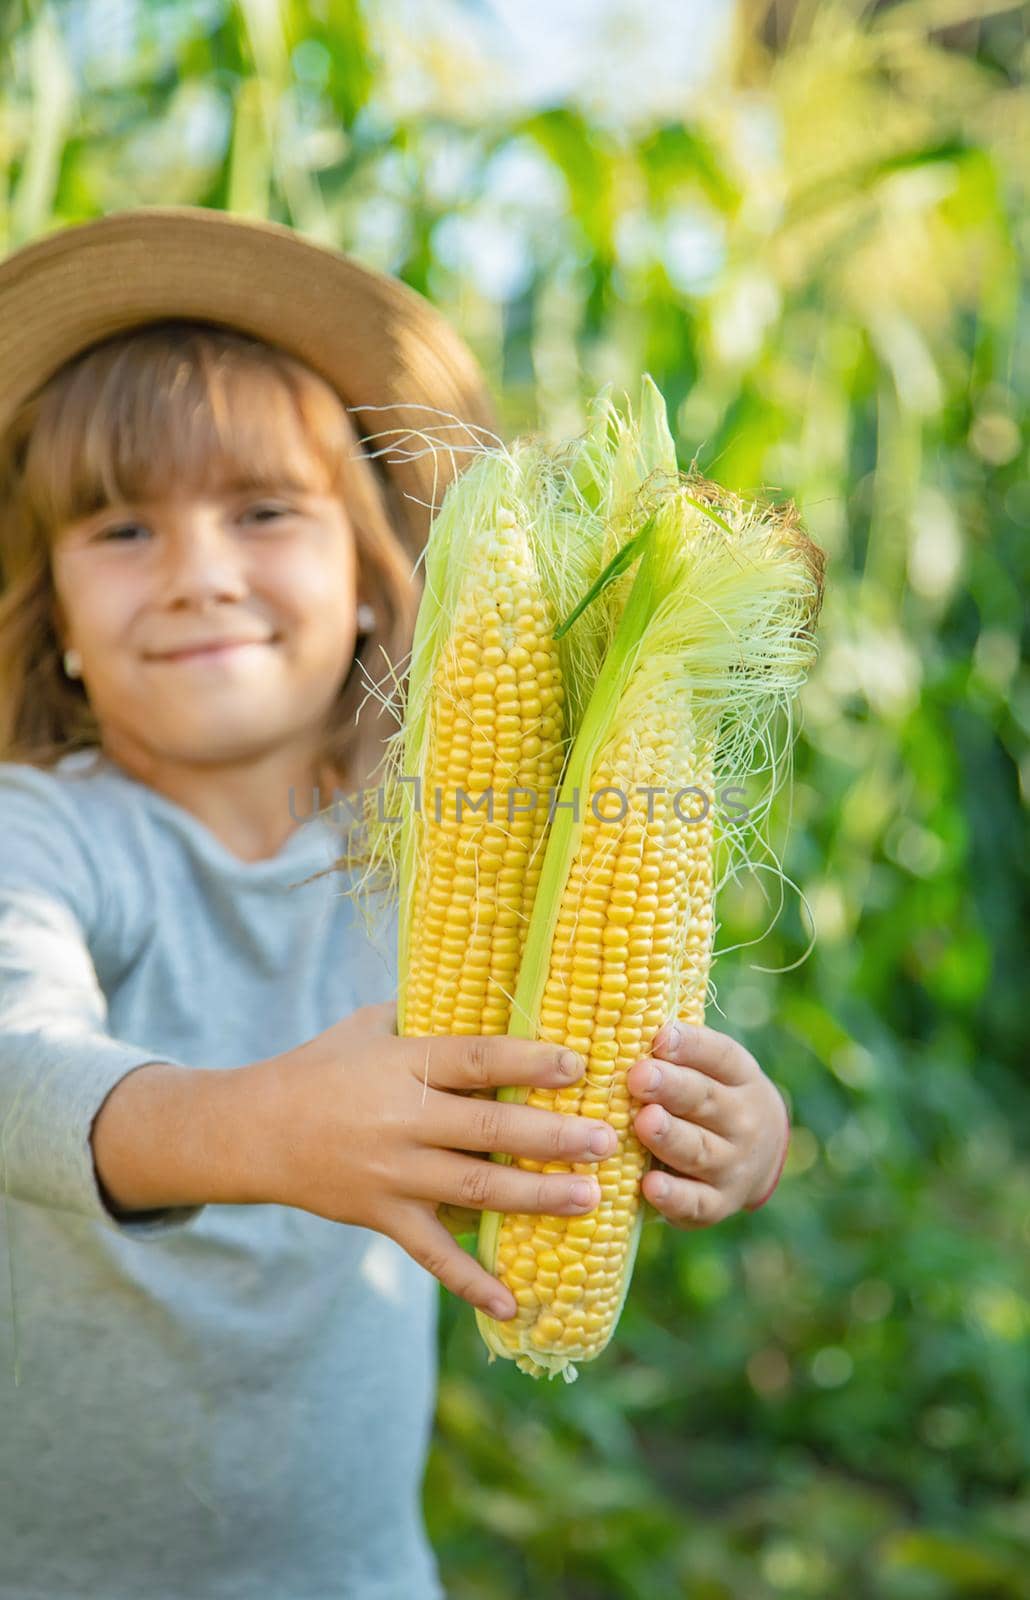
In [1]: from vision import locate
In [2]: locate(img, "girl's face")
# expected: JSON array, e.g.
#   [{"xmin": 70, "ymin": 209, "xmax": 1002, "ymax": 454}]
[{"xmin": 50, "ymin": 455, "xmax": 360, "ymax": 774}]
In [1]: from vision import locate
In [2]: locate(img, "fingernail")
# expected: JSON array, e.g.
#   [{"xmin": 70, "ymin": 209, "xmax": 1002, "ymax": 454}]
[
  {"xmin": 570, "ymin": 1179, "xmax": 598, "ymax": 1207},
  {"xmin": 652, "ymin": 1109, "xmax": 669, "ymax": 1139},
  {"xmin": 559, "ymin": 1051, "xmax": 584, "ymax": 1077},
  {"xmin": 487, "ymin": 1295, "xmax": 515, "ymax": 1320},
  {"xmin": 588, "ymin": 1127, "xmax": 614, "ymax": 1156},
  {"xmin": 643, "ymin": 1063, "xmax": 663, "ymax": 1092},
  {"xmin": 651, "ymin": 1175, "xmax": 669, "ymax": 1200},
  {"xmin": 657, "ymin": 1023, "xmax": 681, "ymax": 1053}
]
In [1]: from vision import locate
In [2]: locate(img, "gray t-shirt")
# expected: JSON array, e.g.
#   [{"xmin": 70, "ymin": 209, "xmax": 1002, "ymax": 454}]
[{"xmin": 0, "ymin": 750, "xmax": 444, "ymax": 1600}]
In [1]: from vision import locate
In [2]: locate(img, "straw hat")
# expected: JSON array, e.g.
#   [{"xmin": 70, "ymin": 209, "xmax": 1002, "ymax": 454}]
[{"xmin": 0, "ymin": 205, "xmax": 498, "ymax": 556}]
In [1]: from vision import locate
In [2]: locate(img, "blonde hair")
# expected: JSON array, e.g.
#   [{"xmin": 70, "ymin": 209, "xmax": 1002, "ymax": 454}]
[{"xmin": 0, "ymin": 318, "xmax": 423, "ymax": 791}]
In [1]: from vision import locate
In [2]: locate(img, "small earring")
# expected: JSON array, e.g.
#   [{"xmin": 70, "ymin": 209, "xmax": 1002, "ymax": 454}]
[
  {"xmin": 63, "ymin": 648, "xmax": 83, "ymax": 679},
  {"xmin": 356, "ymin": 602, "xmax": 376, "ymax": 635}
]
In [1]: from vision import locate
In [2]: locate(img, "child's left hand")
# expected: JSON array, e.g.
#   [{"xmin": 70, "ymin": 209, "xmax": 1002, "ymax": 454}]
[{"xmin": 627, "ymin": 1019, "xmax": 791, "ymax": 1229}]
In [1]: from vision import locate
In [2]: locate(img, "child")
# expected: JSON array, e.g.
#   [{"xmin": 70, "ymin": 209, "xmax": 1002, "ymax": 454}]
[{"xmin": 0, "ymin": 208, "xmax": 790, "ymax": 1598}]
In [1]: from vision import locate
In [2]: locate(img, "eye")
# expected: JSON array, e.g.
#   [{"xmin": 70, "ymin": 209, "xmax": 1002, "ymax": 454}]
[
  {"xmin": 243, "ymin": 502, "xmax": 292, "ymax": 524},
  {"xmin": 97, "ymin": 521, "xmax": 149, "ymax": 543}
]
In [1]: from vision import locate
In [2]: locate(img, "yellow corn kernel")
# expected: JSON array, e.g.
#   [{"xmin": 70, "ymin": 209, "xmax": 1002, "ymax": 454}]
[{"xmin": 403, "ymin": 510, "xmax": 565, "ymax": 1041}]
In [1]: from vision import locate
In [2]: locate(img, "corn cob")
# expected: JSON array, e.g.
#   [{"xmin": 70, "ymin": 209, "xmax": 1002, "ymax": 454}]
[
  {"xmin": 479, "ymin": 699, "xmax": 717, "ymax": 1378},
  {"xmin": 475, "ymin": 417, "xmax": 824, "ymax": 1380},
  {"xmin": 400, "ymin": 506, "xmax": 565, "ymax": 1037}
]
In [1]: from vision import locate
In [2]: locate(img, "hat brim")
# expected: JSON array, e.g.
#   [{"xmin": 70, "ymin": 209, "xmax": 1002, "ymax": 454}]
[{"xmin": 0, "ymin": 206, "xmax": 499, "ymax": 554}]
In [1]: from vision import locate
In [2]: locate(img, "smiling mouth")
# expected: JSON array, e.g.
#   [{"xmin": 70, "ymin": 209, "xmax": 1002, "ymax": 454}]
[{"xmin": 149, "ymin": 638, "xmax": 276, "ymax": 663}]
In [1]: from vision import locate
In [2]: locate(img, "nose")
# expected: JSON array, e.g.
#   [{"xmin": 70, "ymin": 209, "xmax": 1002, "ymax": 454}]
[{"xmin": 156, "ymin": 508, "xmax": 249, "ymax": 608}]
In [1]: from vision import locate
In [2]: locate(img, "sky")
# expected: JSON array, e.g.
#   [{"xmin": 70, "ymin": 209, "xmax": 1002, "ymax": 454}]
[
  {"xmin": 370, "ymin": 0, "xmax": 734, "ymax": 125},
  {"xmin": 473, "ymin": 0, "xmax": 732, "ymax": 121}
]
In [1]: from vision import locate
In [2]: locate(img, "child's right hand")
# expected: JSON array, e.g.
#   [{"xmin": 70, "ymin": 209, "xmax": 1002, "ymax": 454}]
[{"xmin": 248, "ymin": 1001, "xmax": 617, "ymax": 1321}]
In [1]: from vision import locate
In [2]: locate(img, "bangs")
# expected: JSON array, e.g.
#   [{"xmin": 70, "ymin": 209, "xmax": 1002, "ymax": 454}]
[{"xmin": 24, "ymin": 319, "xmax": 355, "ymax": 538}]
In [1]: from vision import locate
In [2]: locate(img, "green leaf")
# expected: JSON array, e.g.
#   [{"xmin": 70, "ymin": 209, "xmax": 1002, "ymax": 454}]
[{"xmin": 552, "ymin": 514, "xmax": 657, "ymax": 640}]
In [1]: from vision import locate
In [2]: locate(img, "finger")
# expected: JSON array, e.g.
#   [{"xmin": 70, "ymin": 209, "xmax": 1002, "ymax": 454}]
[
  {"xmin": 626, "ymin": 1055, "xmax": 731, "ymax": 1128},
  {"xmin": 633, "ymin": 1103, "xmax": 735, "ymax": 1181},
  {"xmin": 436, "ymin": 1094, "xmax": 618, "ymax": 1165},
  {"xmin": 641, "ymin": 1166, "xmax": 730, "ymax": 1229},
  {"xmin": 403, "ymin": 1033, "xmax": 586, "ymax": 1095},
  {"xmin": 394, "ymin": 1204, "xmax": 520, "ymax": 1320},
  {"xmin": 646, "ymin": 1019, "xmax": 757, "ymax": 1086},
  {"xmin": 414, "ymin": 1149, "xmax": 603, "ymax": 1221}
]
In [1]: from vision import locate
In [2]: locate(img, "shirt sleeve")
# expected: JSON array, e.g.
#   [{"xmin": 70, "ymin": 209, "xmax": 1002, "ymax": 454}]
[{"xmin": 0, "ymin": 764, "xmax": 205, "ymax": 1238}]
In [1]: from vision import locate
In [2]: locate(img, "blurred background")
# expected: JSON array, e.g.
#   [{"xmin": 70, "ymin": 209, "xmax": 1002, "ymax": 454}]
[{"xmin": 2, "ymin": 1, "xmax": 1027, "ymax": 1594}]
